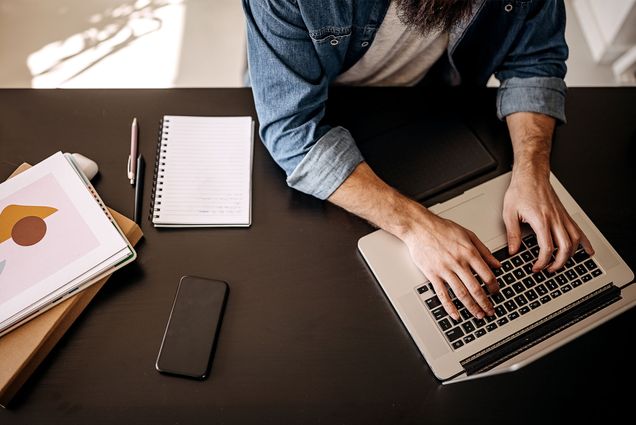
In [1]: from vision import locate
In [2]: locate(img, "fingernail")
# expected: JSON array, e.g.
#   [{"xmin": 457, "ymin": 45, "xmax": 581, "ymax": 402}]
[{"xmin": 476, "ymin": 312, "xmax": 484, "ymax": 319}]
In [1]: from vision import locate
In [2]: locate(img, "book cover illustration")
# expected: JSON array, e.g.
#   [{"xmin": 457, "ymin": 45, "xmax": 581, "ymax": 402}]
[{"xmin": 0, "ymin": 173, "xmax": 99, "ymax": 304}]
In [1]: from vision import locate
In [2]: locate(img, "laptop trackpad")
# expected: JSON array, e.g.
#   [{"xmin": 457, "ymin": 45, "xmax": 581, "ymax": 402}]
[{"xmin": 437, "ymin": 193, "xmax": 505, "ymax": 244}]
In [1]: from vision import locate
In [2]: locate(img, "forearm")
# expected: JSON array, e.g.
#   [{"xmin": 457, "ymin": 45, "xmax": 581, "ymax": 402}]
[
  {"xmin": 506, "ymin": 111, "xmax": 555, "ymax": 179},
  {"xmin": 327, "ymin": 162, "xmax": 430, "ymax": 240}
]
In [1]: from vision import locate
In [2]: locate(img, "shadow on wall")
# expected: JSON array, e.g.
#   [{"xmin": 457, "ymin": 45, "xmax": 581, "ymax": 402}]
[{"xmin": 20, "ymin": 0, "xmax": 174, "ymax": 87}]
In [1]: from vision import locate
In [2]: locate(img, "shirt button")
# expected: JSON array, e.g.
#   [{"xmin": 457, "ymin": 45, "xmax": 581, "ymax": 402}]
[
  {"xmin": 504, "ymin": 3, "xmax": 513, "ymax": 12},
  {"xmin": 361, "ymin": 41, "xmax": 369, "ymax": 47},
  {"xmin": 330, "ymin": 38, "xmax": 339, "ymax": 46}
]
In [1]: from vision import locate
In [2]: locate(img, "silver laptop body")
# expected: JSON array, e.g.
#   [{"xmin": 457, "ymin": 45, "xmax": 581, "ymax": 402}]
[{"xmin": 358, "ymin": 171, "xmax": 635, "ymax": 383}]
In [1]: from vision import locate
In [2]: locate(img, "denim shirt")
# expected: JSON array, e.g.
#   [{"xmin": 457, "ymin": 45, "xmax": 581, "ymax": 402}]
[{"xmin": 243, "ymin": 0, "xmax": 569, "ymax": 200}]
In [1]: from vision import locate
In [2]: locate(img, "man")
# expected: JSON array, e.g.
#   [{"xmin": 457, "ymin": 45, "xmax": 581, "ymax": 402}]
[{"xmin": 242, "ymin": 0, "xmax": 594, "ymax": 321}]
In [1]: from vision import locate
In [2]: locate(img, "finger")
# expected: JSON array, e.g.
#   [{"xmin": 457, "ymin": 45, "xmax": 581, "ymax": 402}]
[
  {"xmin": 503, "ymin": 208, "xmax": 522, "ymax": 255},
  {"xmin": 549, "ymin": 221, "xmax": 573, "ymax": 272},
  {"xmin": 457, "ymin": 267, "xmax": 495, "ymax": 317},
  {"xmin": 529, "ymin": 217, "xmax": 554, "ymax": 272},
  {"xmin": 569, "ymin": 219, "xmax": 595, "ymax": 256},
  {"xmin": 468, "ymin": 231, "xmax": 501, "ymax": 270},
  {"xmin": 445, "ymin": 272, "xmax": 486, "ymax": 320},
  {"xmin": 429, "ymin": 275, "xmax": 460, "ymax": 321},
  {"xmin": 564, "ymin": 220, "xmax": 582, "ymax": 257},
  {"xmin": 470, "ymin": 256, "xmax": 500, "ymax": 296}
]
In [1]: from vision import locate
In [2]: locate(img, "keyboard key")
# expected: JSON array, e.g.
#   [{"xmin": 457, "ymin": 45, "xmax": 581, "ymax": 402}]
[
  {"xmin": 571, "ymin": 279, "xmax": 582, "ymax": 288},
  {"xmin": 502, "ymin": 261, "xmax": 514, "ymax": 272},
  {"xmin": 512, "ymin": 282, "xmax": 525, "ymax": 294},
  {"xmin": 426, "ymin": 296, "xmax": 441, "ymax": 310},
  {"xmin": 439, "ymin": 318, "xmax": 452, "ymax": 331},
  {"xmin": 462, "ymin": 322, "xmax": 475, "ymax": 333},
  {"xmin": 503, "ymin": 273, "xmax": 516, "ymax": 285},
  {"xmin": 432, "ymin": 307, "xmax": 447, "ymax": 320},
  {"xmin": 492, "ymin": 292, "xmax": 505, "ymax": 305},
  {"xmin": 533, "ymin": 272, "xmax": 546, "ymax": 283},
  {"xmin": 575, "ymin": 265, "xmax": 588, "ymax": 276},
  {"xmin": 463, "ymin": 334, "xmax": 475, "ymax": 344},
  {"xmin": 494, "ymin": 267, "xmax": 503, "ymax": 277},
  {"xmin": 573, "ymin": 250, "xmax": 590, "ymax": 263},
  {"xmin": 497, "ymin": 317, "xmax": 509, "ymax": 326},
  {"xmin": 592, "ymin": 269, "xmax": 603, "ymax": 277},
  {"xmin": 460, "ymin": 309, "xmax": 472, "ymax": 320},
  {"xmin": 504, "ymin": 300, "xmax": 518, "ymax": 312},
  {"xmin": 540, "ymin": 295, "xmax": 551, "ymax": 304},
  {"xmin": 495, "ymin": 306, "xmax": 507, "ymax": 317},
  {"xmin": 529, "ymin": 301, "xmax": 541, "ymax": 309},
  {"xmin": 452, "ymin": 299, "xmax": 463, "ymax": 310},
  {"xmin": 502, "ymin": 287, "xmax": 515, "ymax": 299},
  {"xmin": 550, "ymin": 289, "xmax": 562, "ymax": 298},
  {"xmin": 493, "ymin": 247, "xmax": 510, "ymax": 262},
  {"xmin": 523, "ymin": 234, "xmax": 537, "ymax": 247},
  {"xmin": 445, "ymin": 327, "xmax": 464, "ymax": 342},
  {"xmin": 519, "ymin": 306, "xmax": 530, "ymax": 315},
  {"xmin": 514, "ymin": 294, "xmax": 528, "ymax": 306},
  {"xmin": 523, "ymin": 264, "xmax": 534, "ymax": 275},
  {"xmin": 526, "ymin": 289, "xmax": 538, "ymax": 301},
  {"xmin": 565, "ymin": 258, "xmax": 575, "ymax": 269},
  {"xmin": 453, "ymin": 340, "xmax": 464, "ymax": 349},
  {"xmin": 513, "ymin": 268, "xmax": 526, "ymax": 280},
  {"xmin": 417, "ymin": 285, "xmax": 429, "ymax": 294},
  {"xmin": 508, "ymin": 311, "xmax": 520, "ymax": 321},
  {"xmin": 584, "ymin": 259, "xmax": 598, "ymax": 270},
  {"xmin": 562, "ymin": 284, "xmax": 572, "ymax": 293},
  {"xmin": 475, "ymin": 329, "xmax": 487, "ymax": 338},
  {"xmin": 512, "ymin": 256, "xmax": 524, "ymax": 267},
  {"xmin": 565, "ymin": 270, "xmax": 578, "ymax": 281},
  {"xmin": 536, "ymin": 284, "xmax": 548, "ymax": 296},
  {"xmin": 521, "ymin": 251, "xmax": 534, "ymax": 262},
  {"xmin": 428, "ymin": 283, "xmax": 435, "ymax": 293},
  {"xmin": 473, "ymin": 318, "xmax": 486, "ymax": 328},
  {"xmin": 522, "ymin": 276, "xmax": 536, "ymax": 289},
  {"xmin": 486, "ymin": 323, "xmax": 498, "ymax": 332},
  {"xmin": 582, "ymin": 273, "xmax": 593, "ymax": 283}
]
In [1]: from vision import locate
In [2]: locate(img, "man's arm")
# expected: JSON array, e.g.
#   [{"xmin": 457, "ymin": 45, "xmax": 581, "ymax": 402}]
[
  {"xmin": 328, "ymin": 162, "xmax": 500, "ymax": 321},
  {"xmin": 503, "ymin": 112, "xmax": 594, "ymax": 271}
]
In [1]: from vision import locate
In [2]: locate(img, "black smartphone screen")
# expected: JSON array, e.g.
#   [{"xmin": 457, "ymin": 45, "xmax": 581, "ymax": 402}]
[{"xmin": 156, "ymin": 276, "xmax": 229, "ymax": 379}]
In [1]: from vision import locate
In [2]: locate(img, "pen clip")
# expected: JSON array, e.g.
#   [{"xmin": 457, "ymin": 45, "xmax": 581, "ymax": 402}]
[{"xmin": 127, "ymin": 155, "xmax": 133, "ymax": 177}]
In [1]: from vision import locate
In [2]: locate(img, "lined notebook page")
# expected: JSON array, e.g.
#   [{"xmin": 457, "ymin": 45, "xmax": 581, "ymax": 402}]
[{"xmin": 151, "ymin": 115, "xmax": 254, "ymax": 227}]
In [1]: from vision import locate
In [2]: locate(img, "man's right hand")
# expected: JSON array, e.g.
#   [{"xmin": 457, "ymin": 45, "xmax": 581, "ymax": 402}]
[
  {"xmin": 328, "ymin": 161, "xmax": 500, "ymax": 321},
  {"xmin": 400, "ymin": 210, "xmax": 500, "ymax": 320}
]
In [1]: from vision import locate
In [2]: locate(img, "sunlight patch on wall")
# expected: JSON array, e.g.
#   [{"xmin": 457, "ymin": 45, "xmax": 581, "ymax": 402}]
[{"xmin": 28, "ymin": 0, "xmax": 185, "ymax": 88}]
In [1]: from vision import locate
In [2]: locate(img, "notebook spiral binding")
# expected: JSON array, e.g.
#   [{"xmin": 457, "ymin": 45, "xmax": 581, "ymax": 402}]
[{"xmin": 148, "ymin": 117, "xmax": 170, "ymax": 222}]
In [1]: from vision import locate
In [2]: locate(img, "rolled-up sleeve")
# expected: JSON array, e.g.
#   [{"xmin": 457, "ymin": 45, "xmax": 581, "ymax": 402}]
[
  {"xmin": 496, "ymin": 76, "xmax": 567, "ymax": 123},
  {"xmin": 286, "ymin": 126, "xmax": 364, "ymax": 200},
  {"xmin": 494, "ymin": 0, "xmax": 569, "ymax": 123}
]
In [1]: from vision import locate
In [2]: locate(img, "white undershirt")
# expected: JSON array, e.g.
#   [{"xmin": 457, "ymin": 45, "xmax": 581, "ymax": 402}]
[{"xmin": 335, "ymin": 1, "xmax": 449, "ymax": 87}]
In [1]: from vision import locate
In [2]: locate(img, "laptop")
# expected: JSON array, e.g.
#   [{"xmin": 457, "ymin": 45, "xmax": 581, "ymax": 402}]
[{"xmin": 358, "ymin": 171, "xmax": 635, "ymax": 383}]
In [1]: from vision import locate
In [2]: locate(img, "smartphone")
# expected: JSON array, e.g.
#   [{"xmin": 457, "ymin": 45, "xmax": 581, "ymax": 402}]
[{"xmin": 156, "ymin": 275, "xmax": 229, "ymax": 380}]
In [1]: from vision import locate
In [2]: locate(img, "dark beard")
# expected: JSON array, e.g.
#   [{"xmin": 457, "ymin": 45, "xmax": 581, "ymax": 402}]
[{"xmin": 394, "ymin": 0, "xmax": 476, "ymax": 36}]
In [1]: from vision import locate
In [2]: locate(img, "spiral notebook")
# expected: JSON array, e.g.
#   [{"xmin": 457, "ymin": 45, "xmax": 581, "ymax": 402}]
[{"xmin": 150, "ymin": 115, "xmax": 254, "ymax": 227}]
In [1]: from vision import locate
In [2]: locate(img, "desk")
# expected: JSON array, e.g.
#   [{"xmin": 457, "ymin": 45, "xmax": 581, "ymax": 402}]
[{"xmin": 1, "ymin": 87, "xmax": 634, "ymax": 424}]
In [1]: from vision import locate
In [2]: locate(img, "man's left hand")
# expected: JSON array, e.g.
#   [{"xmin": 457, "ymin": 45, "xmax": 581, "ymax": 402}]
[{"xmin": 503, "ymin": 169, "xmax": 594, "ymax": 273}]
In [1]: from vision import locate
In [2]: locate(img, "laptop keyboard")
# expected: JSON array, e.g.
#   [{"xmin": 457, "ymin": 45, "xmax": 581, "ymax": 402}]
[{"xmin": 416, "ymin": 234, "xmax": 604, "ymax": 350}]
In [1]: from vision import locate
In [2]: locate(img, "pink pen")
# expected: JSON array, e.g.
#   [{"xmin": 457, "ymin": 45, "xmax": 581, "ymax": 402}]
[{"xmin": 127, "ymin": 117, "xmax": 138, "ymax": 185}]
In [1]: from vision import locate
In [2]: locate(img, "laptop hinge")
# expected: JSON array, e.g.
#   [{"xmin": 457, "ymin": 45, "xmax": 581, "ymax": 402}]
[{"xmin": 460, "ymin": 283, "xmax": 621, "ymax": 376}]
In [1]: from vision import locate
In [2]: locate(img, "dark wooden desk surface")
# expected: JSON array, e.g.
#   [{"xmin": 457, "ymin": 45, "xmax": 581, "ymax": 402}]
[{"xmin": 1, "ymin": 87, "xmax": 634, "ymax": 424}]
